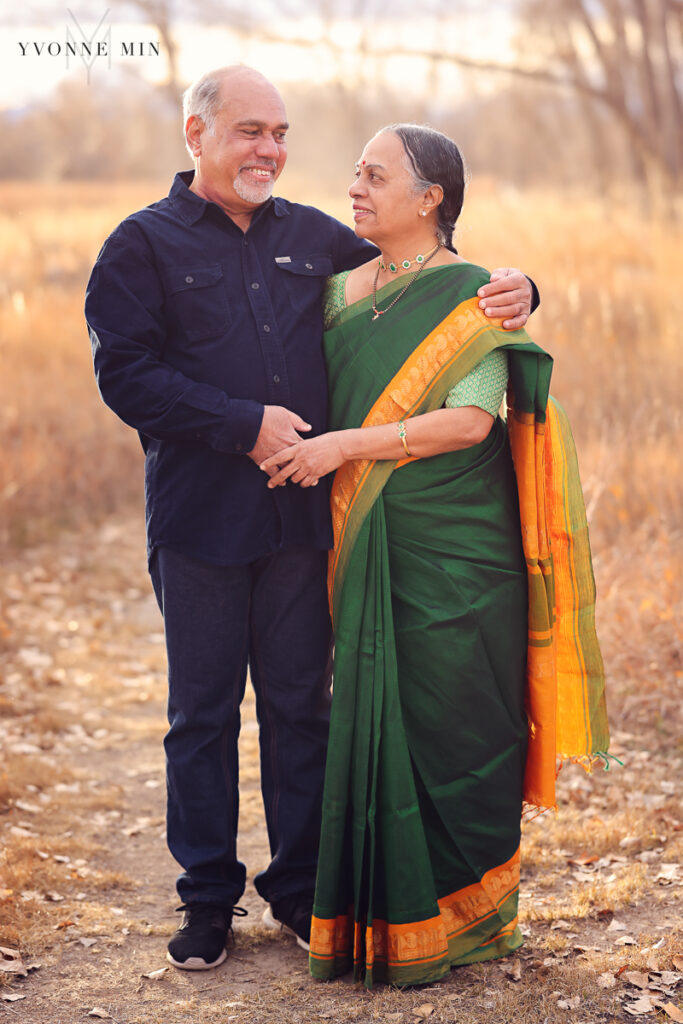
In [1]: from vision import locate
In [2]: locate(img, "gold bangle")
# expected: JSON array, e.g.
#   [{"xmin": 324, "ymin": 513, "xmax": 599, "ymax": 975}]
[{"xmin": 397, "ymin": 420, "xmax": 411, "ymax": 457}]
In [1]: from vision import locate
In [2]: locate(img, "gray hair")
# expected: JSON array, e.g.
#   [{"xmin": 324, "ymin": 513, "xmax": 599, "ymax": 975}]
[
  {"xmin": 182, "ymin": 70, "xmax": 225, "ymax": 144},
  {"xmin": 381, "ymin": 123, "xmax": 466, "ymax": 250}
]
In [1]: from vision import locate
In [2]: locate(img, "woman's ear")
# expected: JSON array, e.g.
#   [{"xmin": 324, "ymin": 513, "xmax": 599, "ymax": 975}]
[{"xmin": 421, "ymin": 183, "xmax": 444, "ymax": 217}]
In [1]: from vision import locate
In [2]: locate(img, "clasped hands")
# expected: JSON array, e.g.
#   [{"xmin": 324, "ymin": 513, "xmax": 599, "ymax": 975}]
[
  {"xmin": 249, "ymin": 268, "xmax": 533, "ymax": 487},
  {"xmin": 248, "ymin": 405, "xmax": 343, "ymax": 488}
]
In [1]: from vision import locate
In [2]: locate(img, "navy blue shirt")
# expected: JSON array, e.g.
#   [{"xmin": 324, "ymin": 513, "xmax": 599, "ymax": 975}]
[{"xmin": 86, "ymin": 171, "xmax": 375, "ymax": 566}]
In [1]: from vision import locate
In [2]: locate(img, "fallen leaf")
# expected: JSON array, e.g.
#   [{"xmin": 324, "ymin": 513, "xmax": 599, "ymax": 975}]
[
  {"xmin": 598, "ymin": 972, "xmax": 616, "ymax": 989},
  {"xmin": 55, "ymin": 920, "xmax": 75, "ymax": 930},
  {"xmin": 88, "ymin": 1010, "xmax": 112, "ymax": 1020},
  {"xmin": 568, "ymin": 854, "xmax": 599, "ymax": 866},
  {"xmin": 662, "ymin": 1004, "xmax": 683, "ymax": 1022},
  {"xmin": 624, "ymin": 972, "xmax": 651, "ymax": 989},
  {"xmin": 501, "ymin": 959, "xmax": 522, "ymax": 981},
  {"xmin": 44, "ymin": 891, "xmax": 64, "ymax": 902},
  {"xmin": 624, "ymin": 995, "xmax": 662, "ymax": 1016},
  {"xmin": 1, "ymin": 994, "xmax": 26, "ymax": 1002},
  {"xmin": 79, "ymin": 938, "xmax": 98, "ymax": 948},
  {"xmin": 551, "ymin": 919, "xmax": 572, "ymax": 931},
  {"xmin": 0, "ymin": 947, "xmax": 21, "ymax": 960},
  {"xmin": 616, "ymin": 936, "xmax": 638, "ymax": 946},
  {"xmin": 607, "ymin": 919, "xmax": 627, "ymax": 932},
  {"xmin": 656, "ymin": 972, "xmax": 682, "ymax": 987},
  {"xmin": 142, "ymin": 967, "xmax": 168, "ymax": 980},
  {"xmin": 412, "ymin": 1005, "xmax": 435, "ymax": 1019},
  {"xmin": 0, "ymin": 962, "xmax": 28, "ymax": 977},
  {"xmin": 557, "ymin": 995, "xmax": 581, "ymax": 1009},
  {"xmin": 673, "ymin": 958, "xmax": 683, "ymax": 972}
]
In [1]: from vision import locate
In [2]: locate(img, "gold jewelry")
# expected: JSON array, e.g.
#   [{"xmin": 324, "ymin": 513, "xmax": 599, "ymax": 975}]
[
  {"xmin": 378, "ymin": 241, "xmax": 439, "ymax": 274},
  {"xmin": 398, "ymin": 420, "xmax": 411, "ymax": 457},
  {"xmin": 371, "ymin": 243, "xmax": 442, "ymax": 321}
]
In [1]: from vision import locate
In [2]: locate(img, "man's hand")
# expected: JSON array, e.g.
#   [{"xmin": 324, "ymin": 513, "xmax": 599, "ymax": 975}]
[
  {"xmin": 248, "ymin": 406, "xmax": 311, "ymax": 475},
  {"xmin": 478, "ymin": 268, "xmax": 532, "ymax": 331}
]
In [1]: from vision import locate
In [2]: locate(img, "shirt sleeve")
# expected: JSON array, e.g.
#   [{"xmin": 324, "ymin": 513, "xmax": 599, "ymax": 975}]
[
  {"xmin": 444, "ymin": 350, "xmax": 509, "ymax": 417},
  {"xmin": 331, "ymin": 219, "xmax": 378, "ymax": 273},
  {"xmin": 85, "ymin": 222, "xmax": 264, "ymax": 455}
]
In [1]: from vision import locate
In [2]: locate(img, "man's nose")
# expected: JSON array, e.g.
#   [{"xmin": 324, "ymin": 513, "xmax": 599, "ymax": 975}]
[{"xmin": 255, "ymin": 135, "xmax": 281, "ymax": 159}]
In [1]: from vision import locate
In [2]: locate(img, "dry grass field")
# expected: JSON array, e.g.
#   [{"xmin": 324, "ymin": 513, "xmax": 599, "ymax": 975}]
[{"xmin": 0, "ymin": 181, "xmax": 681, "ymax": 1022}]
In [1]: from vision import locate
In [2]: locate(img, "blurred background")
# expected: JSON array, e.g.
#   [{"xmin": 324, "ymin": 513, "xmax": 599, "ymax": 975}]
[{"xmin": 0, "ymin": 0, "xmax": 681, "ymax": 731}]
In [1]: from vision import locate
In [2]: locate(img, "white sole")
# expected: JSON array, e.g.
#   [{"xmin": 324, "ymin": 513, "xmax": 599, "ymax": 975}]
[
  {"xmin": 166, "ymin": 947, "xmax": 227, "ymax": 971},
  {"xmin": 262, "ymin": 906, "xmax": 310, "ymax": 951}
]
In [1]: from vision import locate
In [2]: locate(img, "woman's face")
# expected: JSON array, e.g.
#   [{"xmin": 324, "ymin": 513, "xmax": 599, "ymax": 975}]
[{"xmin": 348, "ymin": 131, "xmax": 428, "ymax": 244}]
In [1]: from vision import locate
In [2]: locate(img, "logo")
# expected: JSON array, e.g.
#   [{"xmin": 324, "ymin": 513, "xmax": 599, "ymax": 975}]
[
  {"xmin": 66, "ymin": 8, "xmax": 112, "ymax": 83},
  {"xmin": 17, "ymin": 9, "xmax": 161, "ymax": 83}
]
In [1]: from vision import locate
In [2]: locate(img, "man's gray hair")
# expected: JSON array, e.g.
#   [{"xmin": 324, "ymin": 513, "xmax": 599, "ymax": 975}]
[{"xmin": 182, "ymin": 70, "xmax": 225, "ymax": 139}]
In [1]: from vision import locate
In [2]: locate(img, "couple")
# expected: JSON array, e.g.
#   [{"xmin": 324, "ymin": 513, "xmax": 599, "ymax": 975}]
[{"xmin": 86, "ymin": 66, "xmax": 609, "ymax": 989}]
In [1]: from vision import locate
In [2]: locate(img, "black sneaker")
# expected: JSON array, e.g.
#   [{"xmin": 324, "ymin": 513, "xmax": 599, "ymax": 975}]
[
  {"xmin": 167, "ymin": 903, "xmax": 247, "ymax": 970},
  {"xmin": 262, "ymin": 893, "xmax": 312, "ymax": 951}
]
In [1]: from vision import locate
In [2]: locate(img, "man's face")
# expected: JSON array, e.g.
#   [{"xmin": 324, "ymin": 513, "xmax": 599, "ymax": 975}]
[{"xmin": 189, "ymin": 74, "xmax": 289, "ymax": 214}]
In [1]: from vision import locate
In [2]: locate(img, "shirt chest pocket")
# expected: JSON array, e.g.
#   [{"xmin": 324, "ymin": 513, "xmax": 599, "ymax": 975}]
[
  {"xmin": 275, "ymin": 254, "xmax": 334, "ymax": 318},
  {"xmin": 166, "ymin": 264, "xmax": 231, "ymax": 342}
]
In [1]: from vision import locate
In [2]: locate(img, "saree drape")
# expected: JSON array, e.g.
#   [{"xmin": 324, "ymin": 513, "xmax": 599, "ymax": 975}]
[{"xmin": 309, "ymin": 264, "xmax": 610, "ymax": 988}]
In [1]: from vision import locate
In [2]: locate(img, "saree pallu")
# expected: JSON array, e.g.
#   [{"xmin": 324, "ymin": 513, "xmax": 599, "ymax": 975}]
[{"xmin": 309, "ymin": 265, "xmax": 610, "ymax": 988}]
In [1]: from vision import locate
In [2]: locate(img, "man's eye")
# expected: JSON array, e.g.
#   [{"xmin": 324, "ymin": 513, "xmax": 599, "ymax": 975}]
[{"xmin": 275, "ymin": 134, "xmax": 287, "ymax": 143}]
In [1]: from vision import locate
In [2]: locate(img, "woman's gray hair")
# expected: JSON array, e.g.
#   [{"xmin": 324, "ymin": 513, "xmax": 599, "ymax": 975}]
[{"xmin": 382, "ymin": 123, "xmax": 466, "ymax": 250}]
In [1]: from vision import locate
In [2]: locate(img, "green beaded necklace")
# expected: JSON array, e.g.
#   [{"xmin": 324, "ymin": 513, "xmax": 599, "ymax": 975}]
[{"xmin": 378, "ymin": 241, "xmax": 441, "ymax": 274}]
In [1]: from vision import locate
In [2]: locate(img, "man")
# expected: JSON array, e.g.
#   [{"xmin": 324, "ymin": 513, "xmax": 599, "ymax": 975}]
[{"xmin": 85, "ymin": 65, "xmax": 536, "ymax": 972}]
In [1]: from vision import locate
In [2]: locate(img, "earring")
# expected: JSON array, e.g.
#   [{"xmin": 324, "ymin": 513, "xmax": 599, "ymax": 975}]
[{"xmin": 420, "ymin": 210, "xmax": 427, "ymax": 217}]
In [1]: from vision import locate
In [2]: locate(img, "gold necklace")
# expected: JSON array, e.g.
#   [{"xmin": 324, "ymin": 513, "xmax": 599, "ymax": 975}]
[{"xmin": 371, "ymin": 243, "xmax": 442, "ymax": 321}]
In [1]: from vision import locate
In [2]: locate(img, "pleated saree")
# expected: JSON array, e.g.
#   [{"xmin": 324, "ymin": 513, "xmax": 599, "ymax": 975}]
[{"xmin": 309, "ymin": 264, "xmax": 610, "ymax": 988}]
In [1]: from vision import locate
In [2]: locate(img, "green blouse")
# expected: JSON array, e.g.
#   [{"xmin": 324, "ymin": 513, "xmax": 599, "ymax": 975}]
[{"xmin": 323, "ymin": 271, "xmax": 508, "ymax": 417}]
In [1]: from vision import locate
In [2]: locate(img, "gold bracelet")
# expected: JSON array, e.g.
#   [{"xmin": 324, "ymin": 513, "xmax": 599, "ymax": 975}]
[{"xmin": 397, "ymin": 420, "xmax": 411, "ymax": 457}]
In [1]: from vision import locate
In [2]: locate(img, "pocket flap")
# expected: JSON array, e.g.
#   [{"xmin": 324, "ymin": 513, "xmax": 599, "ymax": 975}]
[
  {"xmin": 275, "ymin": 255, "xmax": 334, "ymax": 277},
  {"xmin": 167, "ymin": 264, "xmax": 224, "ymax": 293}
]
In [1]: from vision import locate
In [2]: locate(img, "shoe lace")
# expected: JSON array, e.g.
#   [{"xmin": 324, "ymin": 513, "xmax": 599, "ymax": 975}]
[{"xmin": 175, "ymin": 903, "xmax": 248, "ymax": 924}]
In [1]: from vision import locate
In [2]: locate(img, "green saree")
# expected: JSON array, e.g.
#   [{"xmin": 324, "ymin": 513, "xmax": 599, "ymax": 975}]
[{"xmin": 309, "ymin": 264, "xmax": 609, "ymax": 988}]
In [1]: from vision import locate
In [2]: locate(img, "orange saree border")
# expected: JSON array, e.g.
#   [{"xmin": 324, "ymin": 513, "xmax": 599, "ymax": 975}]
[{"xmin": 310, "ymin": 849, "xmax": 521, "ymax": 971}]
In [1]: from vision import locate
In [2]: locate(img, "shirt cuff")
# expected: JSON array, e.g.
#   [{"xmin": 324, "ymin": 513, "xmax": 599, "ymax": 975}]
[
  {"xmin": 527, "ymin": 276, "xmax": 540, "ymax": 313},
  {"xmin": 211, "ymin": 400, "xmax": 264, "ymax": 455}
]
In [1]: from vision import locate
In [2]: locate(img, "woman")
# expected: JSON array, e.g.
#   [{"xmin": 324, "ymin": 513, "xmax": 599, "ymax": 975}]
[{"xmin": 261, "ymin": 125, "xmax": 610, "ymax": 988}]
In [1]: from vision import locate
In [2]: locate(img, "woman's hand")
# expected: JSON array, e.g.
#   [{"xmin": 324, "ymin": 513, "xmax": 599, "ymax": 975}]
[{"xmin": 260, "ymin": 432, "xmax": 346, "ymax": 488}]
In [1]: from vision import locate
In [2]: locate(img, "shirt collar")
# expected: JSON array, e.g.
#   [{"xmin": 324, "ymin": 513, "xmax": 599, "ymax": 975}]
[{"xmin": 169, "ymin": 170, "xmax": 290, "ymax": 226}]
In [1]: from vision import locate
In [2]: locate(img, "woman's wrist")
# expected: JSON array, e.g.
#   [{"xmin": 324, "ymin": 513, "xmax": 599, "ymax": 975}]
[{"xmin": 337, "ymin": 428, "xmax": 361, "ymax": 462}]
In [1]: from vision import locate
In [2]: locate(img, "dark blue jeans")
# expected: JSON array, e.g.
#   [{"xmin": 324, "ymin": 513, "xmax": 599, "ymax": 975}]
[{"xmin": 150, "ymin": 545, "xmax": 332, "ymax": 909}]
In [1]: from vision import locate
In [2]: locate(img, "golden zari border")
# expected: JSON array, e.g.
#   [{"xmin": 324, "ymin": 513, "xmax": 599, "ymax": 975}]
[{"xmin": 310, "ymin": 848, "xmax": 520, "ymax": 970}]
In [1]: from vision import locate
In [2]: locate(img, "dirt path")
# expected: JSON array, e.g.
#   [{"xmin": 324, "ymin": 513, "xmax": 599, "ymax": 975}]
[{"xmin": 1, "ymin": 515, "xmax": 681, "ymax": 1024}]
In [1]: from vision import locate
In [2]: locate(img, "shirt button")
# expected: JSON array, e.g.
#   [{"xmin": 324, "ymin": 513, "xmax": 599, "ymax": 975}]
[
  {"xmin": 251, "ymin": 282, "xmax": 260, "ymax": 290},
  {"xmin": 305, "ymin": 263, "xmax": 313, "ymax": 270},
  {"xmin": 263, "ymin": 324, "xmax": 271, "ymax": 333},
  {"xmin": 185, "ymin": 275, "xmax": 194, "ymax": 284},
  {"xmin": 273, "ymin": 374, "xmax": 280, "ymax": 383}
]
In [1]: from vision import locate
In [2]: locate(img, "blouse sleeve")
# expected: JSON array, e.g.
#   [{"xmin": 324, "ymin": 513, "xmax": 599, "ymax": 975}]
[
  {"xmin": 444, "ymin": 349, "xmax": 508, "ymax": 417},
  {"xmin": 322, "ymin": 272, "xmax": 350, "ymax": 329}
]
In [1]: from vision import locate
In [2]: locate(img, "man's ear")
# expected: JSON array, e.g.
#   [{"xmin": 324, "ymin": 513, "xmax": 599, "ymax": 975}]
[{"xmin": 185, "ymin": 115, "xmax": 203, "ymax": 156}]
